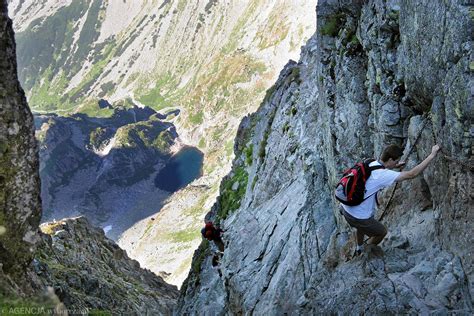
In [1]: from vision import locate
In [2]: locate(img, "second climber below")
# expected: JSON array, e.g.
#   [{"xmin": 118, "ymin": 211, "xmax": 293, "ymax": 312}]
[
  {"xmin": 201, "ymin": 221, "xmax": 225, "ymax": 252},
  {"xmin": 341, "ymin": 144, "xmax": 441, "ymax": 255}
]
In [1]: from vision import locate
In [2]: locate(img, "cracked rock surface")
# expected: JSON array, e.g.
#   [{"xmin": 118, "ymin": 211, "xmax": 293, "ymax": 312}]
[
  {"xmin": 178, "ymin": 0, "xmax": 473, "ymax": 314},
  {"xmin": 0, "ymin": 0, "xmax": 41, "ymax": 293}
]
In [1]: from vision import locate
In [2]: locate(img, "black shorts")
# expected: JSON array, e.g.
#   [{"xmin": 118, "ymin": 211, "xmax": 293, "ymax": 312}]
[{"xmin": 342, "ymin": 210, "xmax": 387, "ymax": 237}]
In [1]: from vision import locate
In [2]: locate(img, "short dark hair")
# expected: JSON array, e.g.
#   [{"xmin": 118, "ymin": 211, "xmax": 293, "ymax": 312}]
[{"xmin": 381, "ymin": 144, "xmax": 403, "ymax": 162}]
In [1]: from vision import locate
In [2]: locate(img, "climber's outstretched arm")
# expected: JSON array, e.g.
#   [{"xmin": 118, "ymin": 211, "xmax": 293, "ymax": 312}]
[{"xmin": 395, "ymin": 145, "xmax": 440, "ymax": 182}]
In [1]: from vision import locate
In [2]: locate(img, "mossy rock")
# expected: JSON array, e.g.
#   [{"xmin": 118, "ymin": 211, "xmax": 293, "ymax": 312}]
[{"xmin": 320, "ymin": 12, "xmax": 346, "ymax": 37}]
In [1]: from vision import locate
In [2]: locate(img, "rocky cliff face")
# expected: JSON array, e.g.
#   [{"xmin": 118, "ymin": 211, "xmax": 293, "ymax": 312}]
[
  {"xmin": 178, "ymin": 0, "xmax": 474, "ymax": 314},
  {"xmin": 0, "ymin": 0, "xmax": 41, "ymax": 294}
]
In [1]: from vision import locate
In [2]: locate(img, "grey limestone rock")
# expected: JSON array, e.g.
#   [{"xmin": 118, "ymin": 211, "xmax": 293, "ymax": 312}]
[{"xmin": 178, "ymin": 0, "xmax": 473, "ymax": 314}]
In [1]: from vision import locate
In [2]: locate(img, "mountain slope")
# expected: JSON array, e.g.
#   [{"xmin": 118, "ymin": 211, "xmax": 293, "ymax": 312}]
[
  {"xmin": 178, "ymin": 0, "xmax": 474, "ymax": 313},
  {"xmin": 9, "ymin": 0, "xmax": 314, "ymax": 124},
  {"xmin": 37, "ymin": 217, "xmax": 178, "ymax": 313},
  {"xmin": 9, "ymin": 0, "xmax": 316, "ymax": 168}
]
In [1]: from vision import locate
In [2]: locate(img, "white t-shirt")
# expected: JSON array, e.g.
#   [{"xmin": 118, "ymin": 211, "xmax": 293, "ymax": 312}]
[{"xmin": 342, "ymin": 161, "xmax": 400, "ymax": 219}]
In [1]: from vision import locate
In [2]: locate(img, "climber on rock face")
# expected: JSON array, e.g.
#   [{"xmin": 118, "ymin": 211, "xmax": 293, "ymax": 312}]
[
  {"xmin": 340, "ymin": 144, "xmax": 441, "ymax": 255},
  {"xmin": 201, "ymin": 222, "xmax": 225, "ymax": 252}
]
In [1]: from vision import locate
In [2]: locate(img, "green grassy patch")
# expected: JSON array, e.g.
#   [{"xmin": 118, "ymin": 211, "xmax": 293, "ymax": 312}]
[
  {"xmin": 282, "ymin": 122, "xmax": 290, "ymax": 134},
  {"xmin": 198, "ymin": 137, "xmax": 206, "ymax": 149},
  {"xmin": 225, "ymin": 140, "xmax": 234, "ymax": 157},
  {"xmin": 100, "ymin": 81, "xmax": 115, "ymax": 96},
  {"xmin": 258, "ymin": 129, "xmax": 270, "ymax": 159},
  {"xmin": 182, "ymin": 51, "xmax": 267, "ymax": 129},
  {"xmin": 350, "ymin": 34, "xmax": 360, "ymax": 45},
  {"xmin": 245, "ymin": 144, "xmax": 253, "ymax": 165},
  {"xmin": 77, "ymin": 100, "xmax": 114, "ymax": 118},
  {"xmin": 165, "ymin": 227, "xmax": 199, "ymax": 243},
  {"xmin": 115, "ymin": 120, "xmax": 174, "ymax": 152},
  {"xmin": 188, "ymin": 112, "xmax": 204, "ymax": 125},
  {"xmin": 286, "ymin": 67, "xmax": 301, "ymax": 85},
  {"xmin": 68, "ymin": 42, "xmax": 115, "ymax": 104},
  {"xmin": 173, "ymin": 257, "xmax": 193, "ymax": 278},
  {"xmin": 251, "ymin": 175, "xmax": 258, "ymax": 190},
  {"xmin": 138, "ymin": 89, "xmax": 167, "ymax": 109},
  {"xmin": 183, "ymin": 194, "xmax": 208, "ymax": 219},
  {"xmin": 262, "ymin": 84, "xmax": 277, "ymax": 104},
  {"xmin": 28, "ymin": 68, "xmax": 70, "ymax": 112},
  {"xmin": 216, "ymin": 166, "xmax": 249, "ymax": 221},
  {"xmin": 222, "ymin": 0, "xmax": 262, "ymax": 53},
  {"xmin": 89, "ymin": 127, "xmax": 107, "ymax": 148},
  {"xmin": 191, "ymin": 240, "xmax": 209, "ymax": 282},
  {"xmin": 258, "ymin": 98, "xmax": 278, "ymax": 160},
  {"xmin": 291, "ymin": 106, "xmax": 297, "ymax": 116},
  {"xmin": 177, "ymin": 0, "xmax": 187, "ymax": 11},
  {"xmin": 136, "ymin": 72, "xmax": 183, "ymax": 111},
  {"xmin": 255, "ymin": 3, "xmax": 290, "ymax": 50},
  {"xmin": 142, "ymin": 219, "xmax": 155, "ymax": 238}
]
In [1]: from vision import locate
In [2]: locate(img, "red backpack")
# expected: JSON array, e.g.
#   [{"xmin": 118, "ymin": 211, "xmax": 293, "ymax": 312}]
[
  {"xmin": 335, "ymin": 159, "xmax": 384, "ymax": 206},
  {"xmin": 201, "ymin": 222, "xmax": 221, "ymax": 241}
]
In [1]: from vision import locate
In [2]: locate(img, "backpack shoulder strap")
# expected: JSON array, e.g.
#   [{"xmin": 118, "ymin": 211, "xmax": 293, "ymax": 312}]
[
  {"xmin": 364, "ymin": 158, "xmax": 376, "ymax": 164},
  {"xmin": 369, "ymin": 165, "xmax": 385, "ymax": 171},
  {"xmin": 366, "ymin": 159, "xmax": 384, "ymax": 171}
]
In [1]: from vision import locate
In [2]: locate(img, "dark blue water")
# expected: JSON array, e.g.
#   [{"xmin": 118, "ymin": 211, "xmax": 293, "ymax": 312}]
[{"xmin": 154, "ymin": 147, "xmax": 204, "ymax": 192}]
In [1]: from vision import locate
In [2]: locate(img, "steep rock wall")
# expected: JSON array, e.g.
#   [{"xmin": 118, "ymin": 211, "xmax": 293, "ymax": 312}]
[
  {"xmin": 178, "ymin": 0, "xmax": 473, "ymax": 314},
  {"xmin": 0, "ymin": 0, "xmax": 41, "ymax": 289}
]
